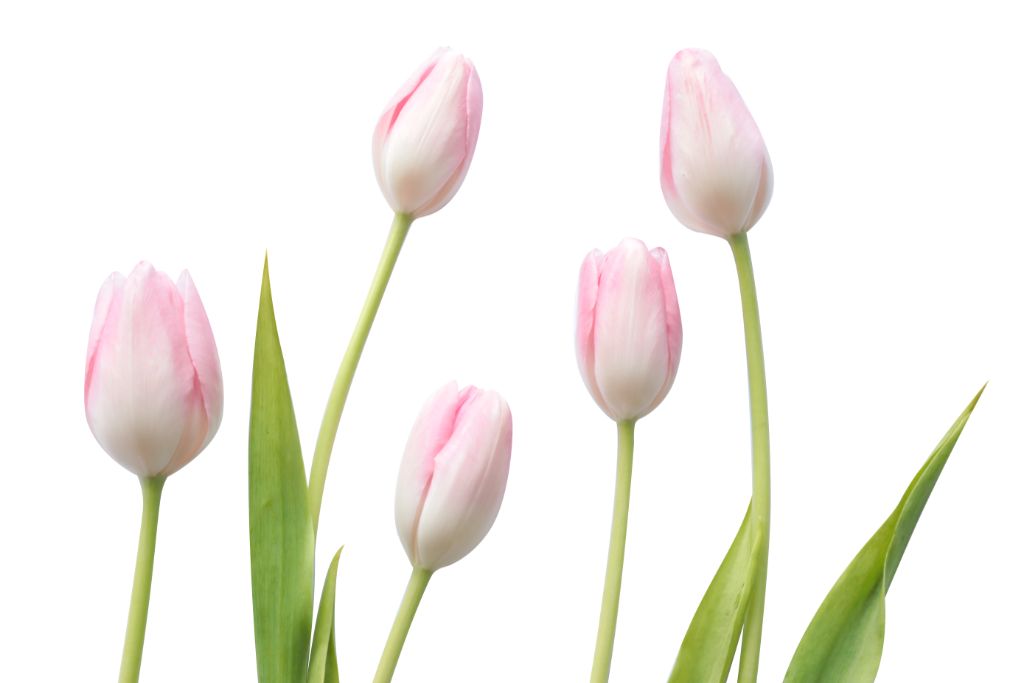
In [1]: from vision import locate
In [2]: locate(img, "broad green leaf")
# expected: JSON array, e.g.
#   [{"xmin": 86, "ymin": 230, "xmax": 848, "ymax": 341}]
[
  {"xmin": 307, "ymin": 547, "xmax": 344, "ymax": 683},
  {"xmin": 250, "ymin": 257, "xmax": 315, "ymax": 683},
  {"xmin": 784, "ymin": 386, "xmax": 985, "ymax": 683},
  {"xmin": 668, "ymin": 503, "xmax": 757, "ymax": 683}
]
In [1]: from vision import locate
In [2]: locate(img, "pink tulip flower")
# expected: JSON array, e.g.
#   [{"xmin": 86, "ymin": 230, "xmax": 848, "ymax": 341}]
[
  {"xmin": 395, "ymin": 382, "xmax": 512, "ymax": 571},
  {"xmin": 660, "ymin": 49, "xmax": 773, "ymax": 239},
  {"xmin": 85, "ymin": 262, "xmax": 223, "ymax": 478},
  {"xmin": 373, "ymin": 48, "xmax": 483, "ymax": 219},
  {"xmin": 576, "ymin": 239, "xmax": 682, "ymax": 422}
]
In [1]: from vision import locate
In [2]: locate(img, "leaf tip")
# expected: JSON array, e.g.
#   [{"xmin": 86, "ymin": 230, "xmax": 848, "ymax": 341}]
[{"xmin": 966, "ymin": 382, "xmax": 987, "ymax": 413}]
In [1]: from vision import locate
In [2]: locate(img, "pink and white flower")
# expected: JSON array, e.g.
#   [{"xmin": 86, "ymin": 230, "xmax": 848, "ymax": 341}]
[
  {"xmin": 85, "ymin": 262, "xmax": 223, "ymax": 478},
  {"xmin": 576, "ymin": 239, "xmax": 682, "ymax": 422},
  {"xmin": 395, "ymin": 382, "xmax": 512, "ymax": 570},
  {"xmin": 660, "ymin": 49, "xmax": 773, "ymax": 238},
  {"xmin": 373, "ymin": 48, "xmax": 483, "ymax": 219}
]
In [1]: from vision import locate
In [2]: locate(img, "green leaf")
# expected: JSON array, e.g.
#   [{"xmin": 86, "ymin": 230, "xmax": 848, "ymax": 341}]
[
  {"xmin": 668, "ymin": 503, "xmax": 757, "ymax": 683},
  {"xmin": 308, "ymin": 547, "xmax": 344, "ymax": 683},
  {"xmin": 250, "ymin": 256, "xmax": 315, "ymax": 683},
  {"xmin": 784, "ymin": 386, "xmax": 985, "ymax": 683}
]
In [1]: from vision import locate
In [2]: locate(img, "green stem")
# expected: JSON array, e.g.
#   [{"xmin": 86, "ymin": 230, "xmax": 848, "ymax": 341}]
[
  {"xmin": 308, "ymin": 212, "xmax": 413, "ymax": 534},
  {"xmin": 118, "ymin": 476, "xmax": 165, "ymax": 683},
  {"xmin": 373, "ymin": 567, "xmax": 433, "ymax": 683},
  {"xmin": 730, "ymin": 233, "xmax": 771, "ymax": 683},
  {"xmin": 590, "ymin": 420, "xmax": 636, "ymax": 683}
]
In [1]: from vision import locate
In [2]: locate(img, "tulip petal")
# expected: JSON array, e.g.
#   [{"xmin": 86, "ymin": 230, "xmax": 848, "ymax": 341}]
[
  {"xmin": 85, "ymin": 272, "xmax": 125, "ymax": 397},
  {"xmin": 177, "ymin": 270, "xmax": 224, "ymax": 449},
  {"xmin": 650, "ymin": 247, "xmax": 683, "ymax": 409},
  {"xmin": 576, "ymin": 249, "xmax": 610, "ymax": 415},
  {"xmin": 414, "ymin": 389, "xmax": 513, "ymax": 570},
  {"xmin": 593, "ymin": 239, "xmax": 672, "ymax": 420},
  {"xmin": 394, "ymin": 381, "xmax": 462, "ymax": 564}
]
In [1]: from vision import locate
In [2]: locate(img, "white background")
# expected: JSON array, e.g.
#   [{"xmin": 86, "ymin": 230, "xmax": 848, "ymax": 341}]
[{"xmin": 1, "ymin": 1, "xmax": 1021, "ymax": 681}]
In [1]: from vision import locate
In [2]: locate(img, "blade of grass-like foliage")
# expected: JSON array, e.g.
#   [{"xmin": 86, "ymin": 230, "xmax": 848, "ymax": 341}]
[
  {"xmin": 250, "ymin": 257, "xmax": 315, "ymax": 683},
  {"xmin": 668, "ymin": 503, "xmax": 756, "ymax": 683},
  {"xmin": 324, "ymin": 632, "xmax": 339, "ymax": 683},
  {"xmin": 784, "ymin": 386, "xmax": 985, "ymax": 683},
  {"xmin": 308, "ymin": 547, "xmax": 343, "ymax": 683}
]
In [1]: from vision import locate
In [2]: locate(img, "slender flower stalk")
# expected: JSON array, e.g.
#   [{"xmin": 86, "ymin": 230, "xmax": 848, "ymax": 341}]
[
  {"xmin": 373, "ymin": 568, "xmax": 433, "ymax": 683},
  {"xmin": 309, "ymin": 48, "xmax": 483, "ymax": 531},
  {"xmin": 576, "ymin": 239, "xmax": 682, "ymax": 680},
  {"xmin": 118, "ymin": 476, "xmax": 165, "ymax": 683},
  {"xmin": 730, "ymin": 232, "xmax": 771, "ymax": 683},
  {"xmin": 308, "ymin": 212, "xmax": 412, "ymax": 533},
  {"xmin": 590, "ymin": 420, "xmax": 636, "ymax": 683},
  {"xmin": 659, "ymin": 49, "xmax": 774, "ymax": 679}
]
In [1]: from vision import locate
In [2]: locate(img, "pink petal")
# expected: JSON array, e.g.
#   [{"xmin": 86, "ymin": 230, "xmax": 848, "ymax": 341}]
[
  {"xmin": 413, "ymin": 389, "xmax": 512, "ymax": 569},
  {"xmin": 85, "ymin": 272, "xmax": 125, "ymax": 402},
  {"xmin": 394, "ymin": 382, "xmax": 462, "ymax": 563},
  {"xmin": 650, "ymin": 248, "xmax": 683, "ymax": 409},
  {"xmin": 592, "ymin": 239, "xmax": 671, "ymax": 420},
  {"xmin": 575, "ymin": 250, "xmax": 609, "ymax": 414}
]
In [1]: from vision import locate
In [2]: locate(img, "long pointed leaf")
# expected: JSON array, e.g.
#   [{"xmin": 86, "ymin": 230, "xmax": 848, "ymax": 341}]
[
  {"xmin": 784, "ymin": 386, "xmax": 985, "ymax": 683},
  {"xmin": 668, "ymin": 503, "xmax": 756, "ymax": 683},
  {"xmin": 250, "ymin": 257, "xmax": 315, "ymax": 683},
  {"xmin": 307, "ymin": 547, "xmax": 343, "ymax": 683}
]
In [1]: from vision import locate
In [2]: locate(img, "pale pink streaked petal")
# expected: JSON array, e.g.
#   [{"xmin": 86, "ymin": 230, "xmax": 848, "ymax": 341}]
[
  {"xmin": 413, "ymin": 63, "xmax": 484, "ymax": 217},
  {"xmin": 575, "ymin": 250, "xmax": 608, "ymax": 415},
  {"xmin": 85, "ymin": 272, "xmax": 125, "ymax": 398},
  {"xmin": 414, "ymin": 389, "xmax": 512, "ymax": 569},
  {"xmin": 593, "ymin": 240, "xmax": 670, "ymax": 420},
  {"xmin": 395, "ymin": 381, "xmax": 462, "ymax": 562},
  {"xmin": 373, "ymin": 49, "xmax": 445, "ymax": 209},
  {"xmin": 649, "ymin": 248, "xmax": 683, "ymax": 409},
  {"xmin": 176, "ymin": 270, "xmax": 224, "ymax": 449},
  {"xmin": 660, "ymin": 49, "xmax": 773, "ymax": 238}
]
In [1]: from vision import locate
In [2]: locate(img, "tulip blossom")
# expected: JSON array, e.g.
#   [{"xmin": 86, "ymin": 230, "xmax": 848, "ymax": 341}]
[
  {"xmin": 85, "ymin": 262, "xmax": 223, "ymax": 478},
  {"xmin": 372, "ymin": 48, "xmax": 483, "ymax": 219},
  {"xmin": 394, "ymin": 382, "xmax": 513, "ymax": 571},
  {"xmin": 660, "ymin": 49, "xmax": 773, "ymax": 239},
  {"xmin": 576, "ymin": 239, "xmax": 682, "ymax": 422}
]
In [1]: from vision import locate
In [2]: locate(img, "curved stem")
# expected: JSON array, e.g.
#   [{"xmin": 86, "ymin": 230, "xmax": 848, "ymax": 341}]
[
  {"xmin": 118, "ymin": 476, "xmax": 165, "ymax": 683},
  {"xmin": 373, "ymin": 567, "xmax": 433, "ymax": 683},
  {"xmin": 308, "ymin": 212, "xmax": 413, "ymax": 534},
  {"xmin": 730, "ymin": 233, "xmax": 771, "ymax": 683},
  {"xmin": 590, "ymin": 420, "xmax": 636, "ymax": 683}
]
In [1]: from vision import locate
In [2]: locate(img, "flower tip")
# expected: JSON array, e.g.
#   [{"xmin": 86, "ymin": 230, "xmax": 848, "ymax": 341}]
[{"xmin": 129, "ymin": 260, "xmax": 156, "ymax": 278}]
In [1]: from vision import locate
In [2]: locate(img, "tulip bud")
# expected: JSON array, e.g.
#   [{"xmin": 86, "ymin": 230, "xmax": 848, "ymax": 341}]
[
  {"xmin": 372, "ymin": 48, "xmax": 483, "ymax": 219},
  {"xmin": 395, "ymin": 382, "xmax": 512, "ymax": 571},
  {"xmin": 660, "ymin": 49, "xmax": 773, "ymax": 239},
  {"xmin": 576, "ymin": 239, "xmax": 682, "ymax": 422},
  {"xmin": 85, "ymin": 262, "xmax": 223, "ymax": 478}
]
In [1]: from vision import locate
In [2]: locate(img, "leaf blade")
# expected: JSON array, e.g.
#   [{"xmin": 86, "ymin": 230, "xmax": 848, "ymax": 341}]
[
  {"xmin": 307, "ymin": 547, "xmax": 344, "ymax": 683},
  {"xmin": 249, "ymin": 257, "xmax": 315, "ymax": 683},
  {"xmin": 784, "ymin": 386, "xmax": 985, "ymax": 683},
  {"xmin": 668, "ymin": 503, "xmax": 756, "ymax": 683}
]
